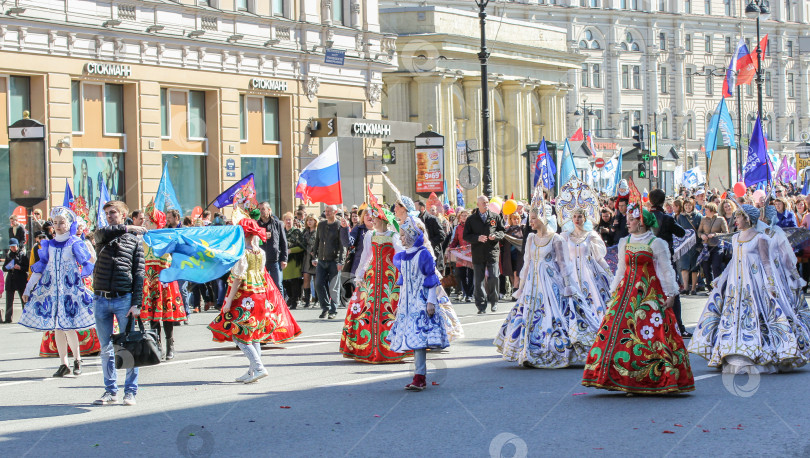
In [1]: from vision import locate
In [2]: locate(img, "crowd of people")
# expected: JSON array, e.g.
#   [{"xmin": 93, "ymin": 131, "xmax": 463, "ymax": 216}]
[{"xmin": 5, "ymin": 175, "xmax": 810, "ymax": 399}]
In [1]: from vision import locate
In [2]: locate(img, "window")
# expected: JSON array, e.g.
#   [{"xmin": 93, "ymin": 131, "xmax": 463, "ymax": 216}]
[
  {"xmin": 71, "ymin": 81, "xmax": 82, "ymax": 133},
  {"xmin": 581, "ymin": 63, "xmax": 590, "ymax": 87},
  {"xmin": 705, "ymin": 0, "xmax": 711, "ymax": 14},
  {"xmin": 788, "ymin": 73, "xmax": 795, "ymax": 98},
  {"xmin": 634, "ymin": 110, "xmax": 642, "ymax": 126},
  {"xmin": 766, "ymin": 38, "xmax": 771, "ymax": 56},
  {"xmin": 188, "ymin": 90, "xmax": 206, "ymax": 139},
  {"xmin": 725, "ymin": 36, "xmax": 733, "ymax": 54},
  {"xmin": 263, "ymin": 97, "xmax": 280, "ymax": 143},
  {"xmin": 164, "ymin": 153, "xmax": 206, "ymax": 217},
  {"xmin": 332, "ymin": 0, "xmax": 344, "ymax": 25},
  {"xmin": 580, "ymin": 31, "xmax": 601, "ymax": 49},
  {"xmin": 724, "ymin": 0, "xmax": 732, "ymax": 15},
  {"xmin": 787, "ymin": 40, "xmax": 794, "ymax": 57},
  {"xmin": 104, "ymin": 84, "xmax": 124, "ymax": 135},
  {"xmin": 623, "ymin": 117, "xmax": 630, "ymax": 137},
  {"xmin": 765, "ymin": 71, "xmax": 772, "ymax": 96},
  {"xmin": 8, "ymin": 76, "xmax": 30, "ymax": 122},
  {"xmin": 659, "ymin": 32, "xmax": 666, "ymax": 50},
  {"xmin": 632, "ymin": 0, "xmax": 639, "ymax": 10},
  {"xmin": 621, "ymin": 0, "xmax": 627, "ymax": 8},
  {"xmin": 685, "ymin": 0, "xmax": 692, "ymax": 13},
  {"xmin": 242, "ymin": 157, "xmax": 280, "ymax": 211},
  {"xmin": 659, "ymin": 0, "xmax": 667, "ymax": 11},
  {"xmin": 160, "ymin": 88, "xmax": 169, "ymax": 137},
  {"xmin": 661, "ymin": 114, "xmax": 669, "ymax": 138},
  {"xmin": 632, "ymin": 65, "xmax": 641, "ymax": 89},
  {"xmin": 706, "ymin": 75, "xmax": 714, "ymax": 95},
  {"xmin": 590, "ymin": 0, "xmax": 599, "ymax": 6},
  {"xmin": 660, "ymin": 66, "xmax": 668, "ymax": 93},
  {"xmin": 592, "ymin": 64, "xmax": 601, "ymax": 88},
  {"xmin": 766, "ymin": 115, "xmax": 773, "ymax": 136},
  {"xmin": 746, "ymin": 80, "xmax": 752, "ymax": 96},
  {"xmin": 580, "ymin": 0, "xmax": 587, "ymax": 6},
  {"xmin": 685, "ymin": 34, "xmax": 692, "ymax": 52},
  {"xmin": 593, "ymin": 109, "xmax": 603, "ymax": 133},
  {"xmin": 622, "ymin": 65, "xmax": 630, "ymax": 89},
  {"xmin": 686, "ymin": 68, "xmax": 694, "ymax": 94},
  {"xmin": 789, "ymin": 120, "xmax": 796, "ymax": 141},
  {"xmin": 687, "ymin": 116, "xmax": 695, "ymax": 139},
  {"xmin": 239, "ymin": 94, "xmax": 247, "ymax": 141},
  {"xmin": 705, "ymin": 34, "xmax": 712, "ymax": 53},
  {"xmin": 785, "ymin": 0, "xmax": 793, "ymax": 21},
  {"xmin": 272, "ymin": 0, "xmax": 285, "ymax": 16},
  {"xmin": 235, "ymin": 0, "xmax": 247, "ymax": 11},
  {"xmin": 579, "ymin": 41, "xmax": 588, "ymax": 49}
]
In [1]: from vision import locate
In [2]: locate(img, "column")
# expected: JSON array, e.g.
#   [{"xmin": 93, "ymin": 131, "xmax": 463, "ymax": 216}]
[
  {"xmin": 383, "ymin": 75, "xmax": 412, "ymax": 200},
  {"xmin": 501, "ymin": 81, "xmax": 528, "ymax": 199},
  {"xmin": 46, "ymin": 73, "xmax": 73, "ymax": 209},
  {"xmin": 462, "ymin": 77, "xmax": 482, "ymax": 199}
]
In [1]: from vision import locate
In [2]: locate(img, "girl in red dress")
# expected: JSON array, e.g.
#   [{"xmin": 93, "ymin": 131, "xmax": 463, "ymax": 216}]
[
  {"xmin": 582, "ymin": 203, "xmax": 694, "ymax": 394},
  {"xmin": 208, "ymin": 219, "xmax": 270, "ymax": 383},
  {"xmin": 140, "ymin": 208, "xmax": 187, "ymax": 359}
]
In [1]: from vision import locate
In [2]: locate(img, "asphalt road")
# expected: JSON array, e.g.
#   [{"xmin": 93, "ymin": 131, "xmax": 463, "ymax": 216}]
[{"xmin": 1, "ymin": 295, "xmax": 809, "ymax": 457}]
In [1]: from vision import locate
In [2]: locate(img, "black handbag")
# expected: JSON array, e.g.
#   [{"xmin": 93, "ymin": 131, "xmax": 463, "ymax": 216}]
[{"xmin": 112, "ymin": 317, "xmax": 162, "ymax": 369}]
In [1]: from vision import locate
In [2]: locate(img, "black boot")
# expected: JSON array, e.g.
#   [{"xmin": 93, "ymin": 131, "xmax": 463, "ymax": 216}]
[
  {"xmin": 164, "ymin": 322, "xmax": 175, "ymax": 360},
  {"xmin": 303, "ymin": 288, "xmax": 311, "ymax": 308}
]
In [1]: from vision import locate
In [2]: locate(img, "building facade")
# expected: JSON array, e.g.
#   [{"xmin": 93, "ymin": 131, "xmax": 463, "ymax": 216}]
[
  {"xmin": 0, "ymin": 0, "xmax": 394, "ymax": 245},
  {"xmin": 385, "ymin": 0, "xmax": 810, "ymax": 191},
  {"xmin": 379, "ymin": 6, "xmax": 581, "ymax": 202}
]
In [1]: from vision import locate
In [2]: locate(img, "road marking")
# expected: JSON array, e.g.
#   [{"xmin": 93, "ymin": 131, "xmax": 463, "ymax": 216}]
[{"xmin": 694, "ymin": 373, "xmax": 720, "ymax": 381}]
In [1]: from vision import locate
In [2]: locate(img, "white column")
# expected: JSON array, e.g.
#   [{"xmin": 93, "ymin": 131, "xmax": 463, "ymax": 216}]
[{"xmin": 384, "ymin": 75, "xmax": 412, "ymax": 201}]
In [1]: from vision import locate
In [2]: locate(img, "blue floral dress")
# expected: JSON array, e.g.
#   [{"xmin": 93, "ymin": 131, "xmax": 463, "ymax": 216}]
[
  {"xmin": 19, "ymin": 236, "xmax": 95, "ymax": 331},
  {"xmin": 386, "ymin": 245, "xmax": 450, "ymax": 352}
]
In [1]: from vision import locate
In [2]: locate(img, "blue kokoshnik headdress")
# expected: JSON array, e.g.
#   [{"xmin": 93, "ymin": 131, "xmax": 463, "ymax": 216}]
[{"xmin": 50, "ymin": 206, "xmax": 78, "ymax": 236}]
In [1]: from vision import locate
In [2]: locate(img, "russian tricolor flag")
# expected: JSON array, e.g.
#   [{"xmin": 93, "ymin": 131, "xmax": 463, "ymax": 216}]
[
  {"xmin": 295, "ymin": 142, "xmax": 343, "ymax": 205},
  {"xmin": 722, "ymin": 38, "xmax": 748, "ymax": 98}
]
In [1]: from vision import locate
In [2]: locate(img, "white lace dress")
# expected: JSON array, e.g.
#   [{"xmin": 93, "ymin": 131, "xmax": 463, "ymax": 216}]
[{"xmin": 561, "ymin": 231, "xmax": 612, "ymax": 317}]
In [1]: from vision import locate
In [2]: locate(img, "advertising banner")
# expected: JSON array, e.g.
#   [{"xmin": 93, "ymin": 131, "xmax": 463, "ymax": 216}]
[{"xmin": 415, "ymin": 147, "xmax": 444, "ymax": 193}]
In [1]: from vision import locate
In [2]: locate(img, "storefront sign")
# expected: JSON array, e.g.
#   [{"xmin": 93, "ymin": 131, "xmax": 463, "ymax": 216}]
[
  {"xmin": 594, "ymin": 142, "xmax": 617, "ymax": 150},
  {"xmin": 85, "ymin": 62, "xmax": 132, "ymax": 77},
  {"xmin": 351, "ymin": 122, "xmax": 391, "ymax": 138},
  {"xmin": 250, "ymin": 78, "xmax": 288, "ymax": 91},
  {"xmin": 415, "ymin": 148, "xmax": 444, "ymax": 193},
  {"xmin": 324, "ymin": 49, "xmax": 345, "ymax": 66}
]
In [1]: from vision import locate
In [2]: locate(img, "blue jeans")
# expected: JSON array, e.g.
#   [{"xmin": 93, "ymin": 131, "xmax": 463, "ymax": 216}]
[
  {"xmin": 94, "ymin": 294, "xmax": 139, "ymax": 395},
  {"xmin": 267, "ymin": 261, "xmax": 284, "ymax": 297},
  {"xmin": 176, "ymin": 280, "xmax": 191, "ymax": 315},
  {"xmin": 315, "ymin": 260, "xmax": 339, "ymax": 313}
]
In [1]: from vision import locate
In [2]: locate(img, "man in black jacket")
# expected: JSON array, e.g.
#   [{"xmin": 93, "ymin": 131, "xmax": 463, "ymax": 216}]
[
  {"xmin": 313, "ymin": 205, "xmax": 345, "ymax": 319},
  {"xmin": 416, "ymin": 200, "xmax": 447, "ymax": 272},
  {"xmin": 649, "ymin": 189, "xmax": 690, "ymax": 338},
  {"xmin": 610, "ymin": 198, "xmax": 629, "ymax": 245},
  {"xmin": 463, "ymin": 195, "xmax": 505, "ymax": 314},
  {"xmin": 3, "ymin": 238, "xmax": 29, "ymax": 323},
  {"xmin": 92, "ymin": 200, "xmax": 146, "ymax": 407},
  {"xmin": 257, "ymin": 202, "xmax": 288, "ymax": 296}
]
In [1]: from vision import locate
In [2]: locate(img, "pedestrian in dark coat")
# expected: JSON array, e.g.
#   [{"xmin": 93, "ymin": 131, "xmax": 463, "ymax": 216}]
[{"xmin": 463, "ymin": 195, "xmax": 505, "ymax": 314}]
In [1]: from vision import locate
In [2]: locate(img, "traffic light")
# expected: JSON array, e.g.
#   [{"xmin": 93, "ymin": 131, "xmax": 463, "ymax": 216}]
[
  {"xmin": 638, "ymin": 162, "xmax": 647, "ymax": 178},
  {"xmin": 632, "ymin": 124, "xmax": 647, "ymax": 152}
]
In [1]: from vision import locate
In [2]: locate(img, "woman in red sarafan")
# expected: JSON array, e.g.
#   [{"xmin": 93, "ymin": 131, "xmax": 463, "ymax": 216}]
[
  {"xmin": 260, "ymin": 269, "xmax": 302, "ymax": 344},
  {"xmin": 340, "ymin": 206, "xmax": 411, "ymax": 363},
  {"xmin": 140, "ymin": 207, "xmax": 186, "ymax": 360},
  {"xmin": 582, "ymin": 203, "xmax": 694, "ymax": 394},
  {"xmin": 208, "ymin": 218, "xmax": 271, "ymax": 383}
]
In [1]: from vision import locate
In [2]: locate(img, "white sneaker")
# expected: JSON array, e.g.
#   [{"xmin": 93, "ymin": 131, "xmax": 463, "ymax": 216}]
[
  {"xmin": 244, "ymin": 367, "xmax": 268, "ymax": 383},
  {"xmin": 235, "ymin": 370, "xmax": 254, "ymax": 383},
  {"xmin": 123, "ymin": 393, "xmax": 137, "ymax": 406}
]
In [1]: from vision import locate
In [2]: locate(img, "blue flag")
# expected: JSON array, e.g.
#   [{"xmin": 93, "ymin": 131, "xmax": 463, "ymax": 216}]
[
  {"xmin": 743, "ymin": 116, "xmax": 771, "ymax": 187},
  {"xmin": 63, "ymin": 179, "xmax": 74, "ymax": 208},
  {"xmin": 96, "ymin": 180, "xmax": 111, "ymax": 228},
  {"xmin": 605, "ymin": 149, "xmax": 623, "ymax": 197},
  {"xmin": 704, "ymin": 98, "xmax": 736, "ymax": 159},
  {"xmin": 212, "ymin": 173, "xmax": 255, "ymax": 208},
  {"xmin": 803, "ymin": 172, "xmax": 810, "ymax": 195},
  {"xmin": 455, "ymin": 183, "xmax": 464, "ymax": 207},
  {"xmin": 559, "ymin": 139, "xmax": 577, "ymax": 186},
  {"xmin": 155, "ymin": 163, "xmax": 182, "ymax": 214},
  {"xmin": 534, "ymin": 138, "xmax": 556, "ymax": 189},
  {"xmin": 144, "ymin": 226, "xmax": 246, "ymax": 283}
]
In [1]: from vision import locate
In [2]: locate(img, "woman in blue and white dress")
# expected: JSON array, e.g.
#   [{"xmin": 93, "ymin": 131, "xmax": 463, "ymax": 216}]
[
  {"xmin": 494, "ymin": 200, "xmax": 600, "ymax": 368},
  {"xmin": 20, "ymin": 207, "xmax": 95, "ymax": 378},
  {"xmin": 387, "ymin": 216, "xmax": 451, "ymax": 391},
  {"xmin": 689, "ymin": 204, "xmax": 810, "ymax": 374}
]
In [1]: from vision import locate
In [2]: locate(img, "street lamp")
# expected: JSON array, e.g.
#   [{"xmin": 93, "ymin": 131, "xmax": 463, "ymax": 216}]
[
  {"xmin": 745, "ymin": 0, "xmax": 770, "ymax": 120},
  {"xmin": 474, "ymin": 0, "xmax": 493, "ymax": 198},
  {"xmin": 574, "ymin": 102, "xmax": 596, "ymax": 135}
]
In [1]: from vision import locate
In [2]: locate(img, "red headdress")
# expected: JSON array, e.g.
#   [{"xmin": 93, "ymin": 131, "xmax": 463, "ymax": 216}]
[
  {"xmin": 238, "ymin": 217, "xmax": 267, "ymax": 242},
  {"xmin": 145, "ymin": 198, "xmax": 166, "ymax": 229}
]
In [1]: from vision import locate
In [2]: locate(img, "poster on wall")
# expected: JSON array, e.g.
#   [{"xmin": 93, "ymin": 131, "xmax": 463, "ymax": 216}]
[
  {"xmin": 73, "ymin": 151, "xmax": 125, "ymax": 224},
  {"xmin": 415, "ymin": 148, "xmax": 444, "ymax": 194}
]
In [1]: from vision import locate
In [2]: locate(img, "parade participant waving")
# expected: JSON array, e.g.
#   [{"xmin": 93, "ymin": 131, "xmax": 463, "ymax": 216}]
[
  {"xmin": 140, "ymin": 202, "xmax": 186, "ymax": 360},
  {"xmin": 689, "ymin": 205, "xmax": 810, "ymax": 374},
  {"xmin": 556, "ymin": 178, "xmax": 612, "ymax": 317},
  {"xmin": 20, "ymin": 207, "xmax": 96, "ymax": 378},
  {"xmin": 340, "ymin": 198, "xmax": 411, "ymax": 364},
  {"xmin": 387, "ymin": 216, "xmax": 450, "ymax": 391},
  {"xmin": 495, "ymin": 188, "xmax": 599, "ymax": 368},
  {"xmin": 209, "ymin": 218, "xmax": 271, "ymax": 383},
  {"xmin": 582, "ymin": 199, "xmax": 695, "ymax": 394}
]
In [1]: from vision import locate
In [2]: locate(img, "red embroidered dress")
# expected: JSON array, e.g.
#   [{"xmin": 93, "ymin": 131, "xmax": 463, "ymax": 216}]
[
  {"xmin": 260, "ymin": 270, "xmax": 302, "ymax": 344},
  {"xmin": 208, "ymin": 249, "xmax": 271, "ymax": 344},
  {"xmin": 340, "ymin": 230, "xmax": 411, "ymax": 363},
  {"xmin": 140, "ymin": 245, "xmax": 187, "ymax": 322},
  {"xmin": 582, "ymin": 233, "xmax": 694, "ymax": 394}
]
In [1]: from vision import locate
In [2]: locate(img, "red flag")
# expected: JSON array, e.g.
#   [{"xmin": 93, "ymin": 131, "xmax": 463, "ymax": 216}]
[
  {"xmin": 510, "ymin": 192, "xmax": 514, "ymax": 200},
  {"xmin": 367, "ymin": 184, "xmax": 383, "ymax": 215},
  {"xmin": 737, "ymin": 34, "xmax": 768, "ymax": 86},
  {"xmin": 570, "ymin": 127, "xmax": 584, "ymax": 141}
]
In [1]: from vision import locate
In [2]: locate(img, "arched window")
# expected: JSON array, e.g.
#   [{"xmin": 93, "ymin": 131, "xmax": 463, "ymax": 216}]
[
  {"xmin": 580, "ymin": 30, "xmax": 601, "ymax": 50},
  {"xmin": 580, "ymin": 40, "xmax": 588, "ymax": 49},
  {"xmin": 687, "ymin": 116, "xmax": 695, "ymax": 139},
  {"xmin": 661, "ymin": 114, "xmax": 669, "ymax": 139},
  {"xmin": 623, "ymin": 32, "xmax": 641, "ymax": 52},
  {"xmin": 789, "ymin": 120, "xmax": 796, "ymax": 142}
]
